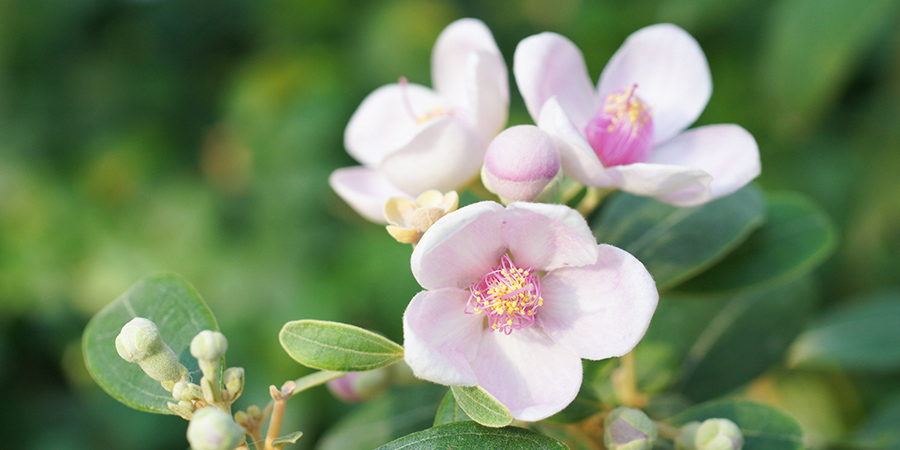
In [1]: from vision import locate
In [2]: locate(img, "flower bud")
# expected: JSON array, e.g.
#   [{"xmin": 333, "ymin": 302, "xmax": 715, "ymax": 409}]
[
  {"xmin": 246, "ymin": 405, "xmax": 261, "ymax": 420},
  {"xmin": 223, "ymin": 367, "xmax": 245, "ymax": 401},
  {"xmin": 191, "ymin": 330, "xmax": 228, "ymax": 362},
  {"xmin": 116, "ymin": 318, "xmax": 164, "ymax": 363},
  {"xmin": 481, "ymin": 125, "xmax": 561, "ymax": 204},
  {"xmin": 116, "ymin": 317, "xmax": 186, "ymax": 383},
  {"xmin": 173, "ymin": 381, "xmax": 203, "ymax": 402},
  {"xmin": 604, "ymin": 407, "xmax": 657, "ymax": 450},
  {"xmin": 327, "ymin": 369, "xmax": 390, "ymax": 402},
  {"xmin": 186, "ymin": 407, "xmax": 245, "ymax": 450},
  {"xmin": 676, "ymin": 419, "xmax": 743, "ymax": 450}
]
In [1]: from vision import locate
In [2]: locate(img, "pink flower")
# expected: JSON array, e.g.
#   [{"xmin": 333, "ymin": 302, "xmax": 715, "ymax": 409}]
[
  {"xmin": 514, "ymin": 24, "xmax": 760, "ymax": 206},
  {"xmin": 402, "ymin": 201, "xmax": 658, "ymax": 421},
  {"xmin": 330, "ymin": 18, "xmax": 509, "ymax": 222}
]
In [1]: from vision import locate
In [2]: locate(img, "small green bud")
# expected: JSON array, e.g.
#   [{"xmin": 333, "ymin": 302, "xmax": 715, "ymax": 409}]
[
  {"xmin": 677, "ymin": 419, "xmax": 743, "ymax": 450},
  {"xmin": 223, "ymin": 367, "xmax": 245, "ymax": 401},
  {"xmin": 174, "ymin": 381, "xmax": 203, "ymax": 402},
  {"xmin": 116, "ymin": 317, "xmax": 186, "ymax": 383},
  {"xmin": 168, "ymin": 401, "xmax": 195, "ymax": 421},
  {"xmin": 246, "ymin": 405, "xmax": 261, "ymax": 420},
  {"xmin": 604, "ymin": 407, "xmax": 657, "ymax": 450},
  {"xmin": 233, "ymin": 410, "xmax": 249, "ymax": 428},
  {"xmin": 186, "ymin": 407, "xmax": 245, "ymax": 450},
  {"xmin": 191, "ymin": 330, "xmax": 228, "ymax": 362},
  {"xmin": 115, "ymin": 318, "xmax": 164, "ymax": 362}
]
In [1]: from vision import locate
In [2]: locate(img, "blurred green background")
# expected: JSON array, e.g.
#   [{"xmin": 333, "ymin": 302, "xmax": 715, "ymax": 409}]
[{"xmin": 1, "ymin": 0, "xmax": 898, "ymax": 448}]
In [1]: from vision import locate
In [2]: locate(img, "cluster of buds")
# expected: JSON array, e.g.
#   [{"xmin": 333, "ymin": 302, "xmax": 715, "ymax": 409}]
[{"xmin": 115, "ymin": 320, "xmax": 247, "ymax": 437}]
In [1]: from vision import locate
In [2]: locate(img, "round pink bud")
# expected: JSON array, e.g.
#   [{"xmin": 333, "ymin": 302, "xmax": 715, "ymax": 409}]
[
  {"xmin": 481, "ymin": 125, "xmax": 560, "ymax": 203},
  {"xmin": 326, "ymin": 369, "xmax": 390, "ymax": 403}
]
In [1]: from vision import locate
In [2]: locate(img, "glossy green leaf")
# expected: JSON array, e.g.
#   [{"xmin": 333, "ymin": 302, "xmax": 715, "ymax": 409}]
[
  {"xmin": 592, "ymin": 184, "xmax": 765, "ymax": 290},
  {"xmin": 318, "ymin": 384, "xmax": 446, "ymax": 450},
  {"xmin": 679, "ymin": 278, "xmax": 815, "ymax": 402},
  {"xmin": 434, "ymin": 389, "xmax": 471, "ymax": 426},
  {"xmin": 451, "ymin": 385, "xmax": 513, "ymax": 428},
  {"xmin": 761, "ymin": 0, "xmax": 900, "ymax": 135},
  {"xmin": 279, "ymin": 320, "xmax": 403, "ymax": 371},
  {"xmin": 788, "ymin": 289, "xmax": 900, "ymax": 372},
  {"xmin": 668, "ymin": 400, "xmax": 805, "ymax": 449},
  {"xmin": 375, "ymin": 421, "xmax": 567, "ymax": 450},
  {"xmin": 677, "ymin": 193, "xmax": 836, "ymax": 293},
  {"xmin": 82, "ymin": 274, "xmax": 219, "ymax": 414}
]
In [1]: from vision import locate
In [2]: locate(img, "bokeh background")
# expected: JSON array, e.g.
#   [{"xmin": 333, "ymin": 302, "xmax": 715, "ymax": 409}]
[{"xmin": 1, "ymin": 0, "xmax": 899, "ymax": 448}]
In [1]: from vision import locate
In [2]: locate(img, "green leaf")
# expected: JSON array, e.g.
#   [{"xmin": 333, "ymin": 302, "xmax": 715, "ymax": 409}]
[
  {"xmin": 279, "ymin": 320, "xmax": 403, "ymax": 372},
  {"xmin": 592, "ymin": 184, "xmax": 765, "ymax": 290},
  {"xmin": 668, "ymin": 400, "xmax": 805, "ymax": 449},
  {"xmin": 272, "ymin": 431, "xmax": 303, "ymax": 449},
  {"xmin": 375, "ymin": 421, "xmax": 568, "ymax": 450},
  {"xmin": 678, "ymin": 278, "xmax": 815, "ymax": 402},
  {"xmin": 290, "ymin": 370, "xmax": 345, "ymax": 395},
  {"xmin": 788, "ymin": 289, "xmax": 900, "ymax": 372},
  {"xmin": 849, "ymin": 394, "xmax": 900, "ymax": 449},
  {"xmin": 82, "ymin": 274, "xmax": 219, "ymax": 414},
  {"xmin": 451, "ymin": 385, "xmax": 513, "ymax": 428},
  {"xmin": 761, "ymin": 0, "xmax": 900, "ymax": 135},
  {"xmin": 677, "ymin": 192, "xmax": 836, "ymax": 293},
  {"xmin": 318, "ymin": 384, "xmax": 446, "ymax": 450},
  {"xmin": 434, "ymin": 389, "xmax": 471, "ymax": 426}
]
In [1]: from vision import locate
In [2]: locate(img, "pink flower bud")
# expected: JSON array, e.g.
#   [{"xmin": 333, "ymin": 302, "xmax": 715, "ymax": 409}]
[{"xmin": 481, "ymin": 125, "xmax": 560, "ymax": 203}]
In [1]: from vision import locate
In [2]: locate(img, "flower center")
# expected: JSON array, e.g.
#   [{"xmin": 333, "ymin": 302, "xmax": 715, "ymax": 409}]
[
  {"xmin": 465, "ymin": 254, "xmax": 543, "ymax": 334},
  {"xmin": 584, "ymin": 84, "xmax": 654, "ymax": 167},
  {"xmin": 399, "ymin": 77, "xmax": 448, "ymax": 124}
]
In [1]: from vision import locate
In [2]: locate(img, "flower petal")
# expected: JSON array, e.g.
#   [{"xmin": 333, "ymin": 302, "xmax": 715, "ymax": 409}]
[
  {"xmin": 379, "ymin": 115, "xmax": 484, "ymax": 195},
  {"xmin": 540, "ymin": 244, "xmax": 658, "ymax": 360},
  {"xmin": 472, "ymin": 326, "xmax": 582, "ymax": 421},
  {"xmin": 598, "ymin": 24, "xmax": 711, "ymax": 144},
  {"xmin": 412, "ymin": 201, "xmax": 506, "ymax": 290},
  {"xmin": 514, "ymin": 32, "xmax": 599, "ymax": 130},
  {"xmin": 464, "ymin": 50, "xmax": 509, "ymax": 144},
  {"xmin": 503, "ymin": 202, "xmax": 600, "ymax": 271},
  {"xmin": 605, "ymin": 163, "xmax": 713, "ymax": 206},
  {"xmin": 329, "ymin": 167, "xmax": 411, "ymax": 224},
  {"xmin": 432, "ymin": 19, "xmax": 506, "ymax": 116},
  {"xmin": 537, "ymin": 97, "xmax": 612, "ymax": 186},
  {"xmin": 403, "ymin": 288, "xmax": 482, "ymax": 386},
  {"xmin": 647, "ymin": 124, "xmax": 760, "ymax": 201},
  {"xmin": 344, "ymin": 83, "xmax": 449, "ymax": 167}
]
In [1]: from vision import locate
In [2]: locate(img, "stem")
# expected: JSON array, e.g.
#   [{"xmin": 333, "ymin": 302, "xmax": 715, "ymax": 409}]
[
  {"xmin": 576, "ymin": 187, "xmax": 612, "ymax": 216},
  {"xmin": 656, "ymin": 421, "xmax": 681, "ymax": 441},
  {"xmin": 264, "ymin": 386, "xmax": 287, "ymax": 450},
  {"xmin": 614, "ymin": 351, "xmax": 647, "ymax": 408}
]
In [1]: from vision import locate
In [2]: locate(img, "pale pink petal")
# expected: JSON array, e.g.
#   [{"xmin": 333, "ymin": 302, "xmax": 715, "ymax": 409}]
[
  {"xmin": 606, "ymin": 163, "xmax": 713, "ymax": 206},
  {"xmin": 378, "ymin": 115, "xmax": 484, "ymax": 195},
  {"xmin": 539, "ymin": 244, "xmax": 658, "ymax": 360},
  {"xmin": 537, "ymin": 97, "xmax": 612, "ymax": 187},
  {"xmin": 471, "ymin": 326, "xmax": 582, "ymax": 421},
  {"xmin": 403, "ymin": 289, "xmax": 483, "ymax": 386},
  {"xmin": 598, "ymin": 24, "xmax": 711, "ymax": 144},
  {"xmin": 464, "ymin": 50, "xmax": 509, "ymax": 144},
  {"xmin": 344, "ymin": 83, "xmax": 449, "ymax": 167},
  {"xmin": 647, "ymin": 124, "xmax": 760, "ymax": 201},
  {"xmin": 412, "ymin": 201, "xmax": 506, "ymax": 290},
  {"xmin": 432, "ymin": 18, "xmax": 505, "ymax": 114},
  {"xmin": 503, "ymin": 202, "xmax": 599, "ymax": 271},
  {"xmin": 514, "ymin": 33, "xmax": 599, "ymax": 130},
  {"xmin": 329, "ymin": 167, "xmax": 411, "ymax": 224}
]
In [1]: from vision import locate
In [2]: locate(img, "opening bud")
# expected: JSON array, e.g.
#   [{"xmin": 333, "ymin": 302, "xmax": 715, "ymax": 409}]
[
  {"xmin": 186, "ymin": 407, "xmax": 245, "ymax": 450},
  {"xmin": 223, "ymin": 367, "xmax": 245, "ymax": 401},
  {"xmin": 481, "ymin": 125, "xmax": 561, "ymax": 204},
  {"xmin": 384, "ymin": 190, "xmax": 459, "ymax": 245},
  {"xmin": 604, "ymin": 407, "xmax": 657, "ymax": 450}
]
